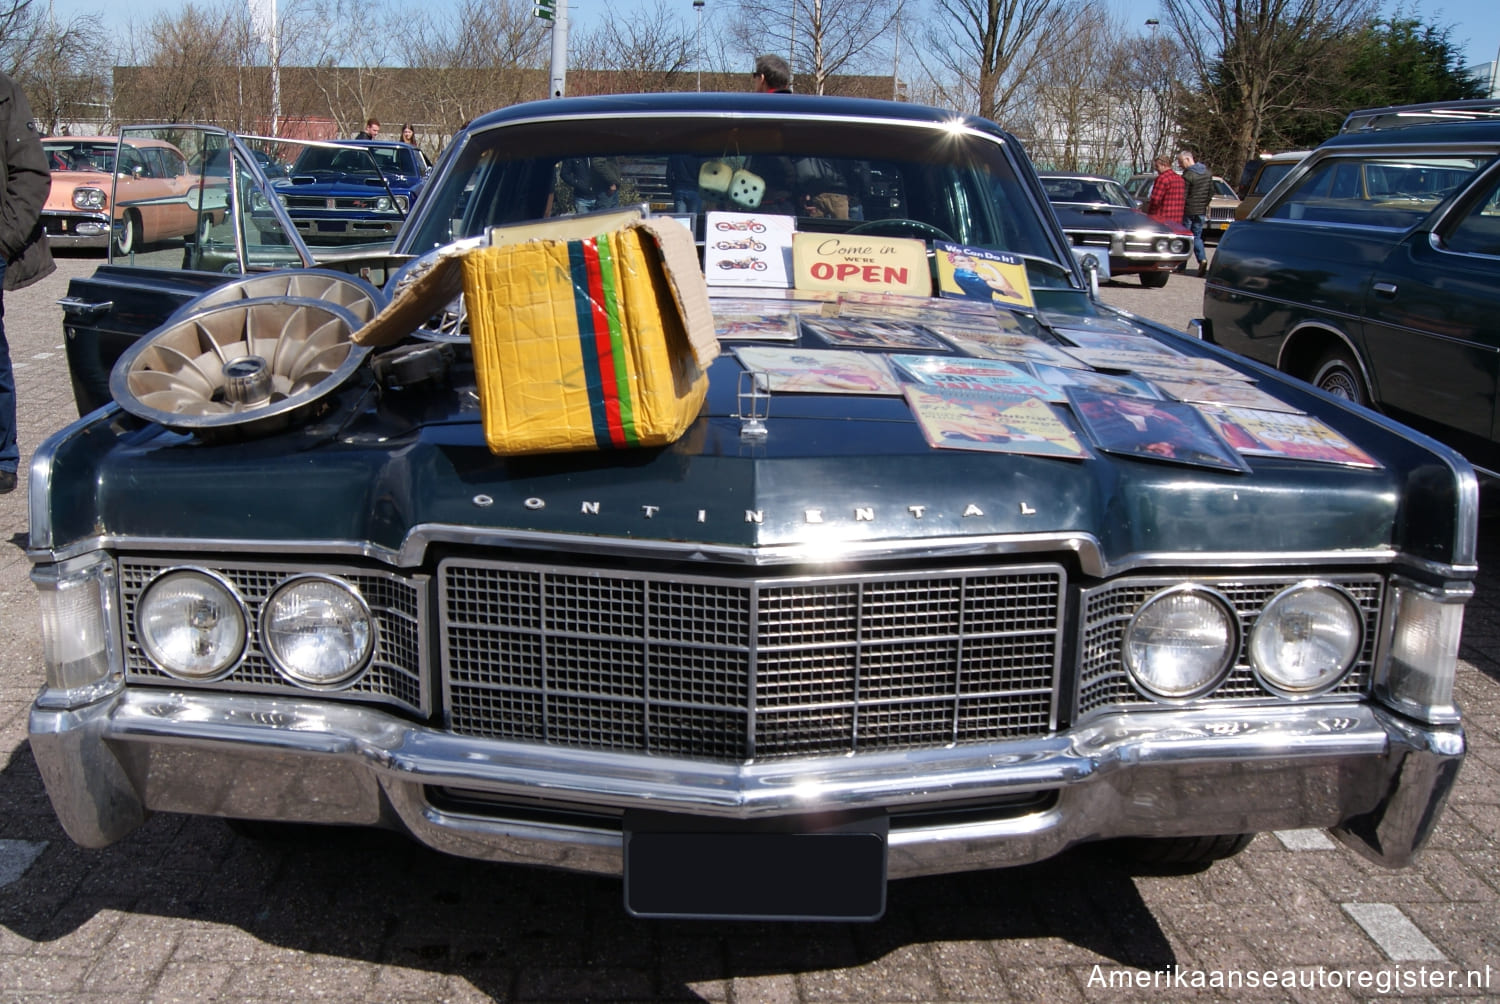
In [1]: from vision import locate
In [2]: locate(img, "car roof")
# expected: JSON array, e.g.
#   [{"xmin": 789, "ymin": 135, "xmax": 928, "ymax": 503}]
[
  {"xmin": 42, "ymin": 135, "xmax": 180, "ymax": 149},
  {"xmin": 465, "ymin": 92, "xmax": 1014, "ymax": 142},
  {"xmin": 1319, "ymin": 118, "xmax": 1500, "ymax": 150},
  {"xmin": 1340, "ymin": 99, "xmax": 1500, "ymax": 134},
  {"xmin": 1038, "ymin": 172, "xmax": 1116, "ymax": 183}
]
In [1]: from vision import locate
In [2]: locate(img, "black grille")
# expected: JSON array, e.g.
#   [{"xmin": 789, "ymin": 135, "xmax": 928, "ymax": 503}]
[{"xmin": 440, "ymin": 560, "xmax": 1066, "ymax": 762}]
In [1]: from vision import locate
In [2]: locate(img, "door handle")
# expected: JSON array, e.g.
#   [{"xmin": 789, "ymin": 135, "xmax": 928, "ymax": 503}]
[
  {"xmin": 1372, "ymin": 282, "xmax": 1398, "ymax": 298},
  {"xmin": 56, "ymin": 296, "xmax": 116, "ymax": 321}
]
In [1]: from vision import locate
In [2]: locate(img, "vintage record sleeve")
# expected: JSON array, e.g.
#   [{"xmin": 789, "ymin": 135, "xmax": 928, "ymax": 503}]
[
  {"xmin": 940, "ymin": 330, "xmax": 1082, "ymax": 367},
  {"xmin": 1155, "ymin": 377, "xmax": 1302, "ymax": 413},
  {"xmin": 905, "ymin": 386, "xmax": 1089, "ymax": 459},
  {"xmin": 1198, "ymin": 406, "xmax": 1382, "ymax": 468},
  {"xmin": 892, "ymin": 354, "xmax": 1060, "ymax": 401},
  {"xmin": 732, "ymin": 346, "xmax": 904, "ymax": 395},
  {"xmin": 1051, "ymin": 326, "xmax": 1185, "ymax": 355},
  {"xmin": 1031, "ymin": 364, "xmax": 1161, "ymax": 399},
  {"xmin": 713, "ymin": 313, "xmax": 800, "ymax": 341},
  {"xmin": 1066, "ymin": 387, "xmax": 1250, "ymax": 472},
  {"xmin": 1063, "ymin": 348, "xmax": 1254, "ymax": 383},
  {"xmin": 800, "ymin": 315, "xmax": 950, "ymax": 351}
]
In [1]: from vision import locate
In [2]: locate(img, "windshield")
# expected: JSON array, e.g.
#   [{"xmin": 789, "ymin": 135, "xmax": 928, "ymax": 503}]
[
  {"xmin": 1041, "ymin": 177, "xmax": 1134, "ymax": 209},
  {"xmin": 44, "ymin": 141, "xmax": 122, "ymax": 173},
  {"xmin": 405, "ymin": 114, "xmax": 1072, "ymax": 287},
  {"xmin": 290, "ymin": 144, "xmax": 417, "ymax": 176}
]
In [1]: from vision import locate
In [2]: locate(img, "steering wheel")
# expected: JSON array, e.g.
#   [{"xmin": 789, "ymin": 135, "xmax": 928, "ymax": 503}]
[{"xmin": 846, "ymin": 218, "xmax": 956, "ymax": 243}]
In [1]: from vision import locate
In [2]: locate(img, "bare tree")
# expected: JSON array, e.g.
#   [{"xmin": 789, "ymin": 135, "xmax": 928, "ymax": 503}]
[
  {"xmin": 1016, "ymin": 3, "xmax": 1126, "ymax": 173},
  {"xmin": 1110, "ymin": 26, "xmax": 1189, "ymax": 173},
  {"xmin": 118, "ymin": 2, "xmax": 256, "ymax": 126},
  {"xmin": 2, "ymin": 2, "xmax": 109, "ymax": 134},
  {"xmin": 572, "ymin": 0, "xmax": 694, "ymax": 93},
  {"xmin": 1162, "ymin": 0, "xmax": 1375, "ymax": 171},
  {"xmin": 398, "ymin": 0, "xmax": 549, "ymax": 144},
  {"xmin": 728, "ymin": 0, "xmax": 900, "ymax": 95},
  {"xmin": 920, "ymin": 0, "xmax": 1083, "ymax": 121}
]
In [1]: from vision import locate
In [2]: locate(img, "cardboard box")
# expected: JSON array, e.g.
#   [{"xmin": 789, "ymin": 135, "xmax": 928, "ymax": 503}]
[{"xmin": 462, "ymin": 217, "xmax": 719, "ymax": 455}]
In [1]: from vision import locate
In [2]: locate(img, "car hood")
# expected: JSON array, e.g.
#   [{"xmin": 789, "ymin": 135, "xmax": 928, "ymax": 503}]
[
  {"xmin": 278, "ymin": 173, "xmax": 419, "ymax": 194},
  {"xmin": 34, "ymin": 342, "xmax": 1464, "ymax": 571},
  {"xmin": 1048, "ymin": 204, "xmax": 1178, "ymax": 233},
  {"xmin": 43, "ymin": 172, "xmax": 114, "ymax": 208}
]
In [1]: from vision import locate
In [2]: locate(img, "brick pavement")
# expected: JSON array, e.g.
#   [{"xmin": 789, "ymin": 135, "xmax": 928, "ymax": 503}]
[{"xmin": 0, "ymin": 260, "xmax": 1496, "ymax": 1002}]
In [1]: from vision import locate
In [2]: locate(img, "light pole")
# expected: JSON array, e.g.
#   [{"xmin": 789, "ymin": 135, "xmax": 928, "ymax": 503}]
[{"xmin": 694, "ymin": 0, "xmax": 705, "ymax": 92}]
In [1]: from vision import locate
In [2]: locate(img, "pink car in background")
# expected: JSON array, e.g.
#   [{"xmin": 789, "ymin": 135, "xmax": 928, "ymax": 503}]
[{"xmin": 41, "ymin": 136, "xmax": 222, "ymax": 255}]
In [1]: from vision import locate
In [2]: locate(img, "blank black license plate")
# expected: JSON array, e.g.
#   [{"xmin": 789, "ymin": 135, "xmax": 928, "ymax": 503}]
[{"xmin": 624, "ymin": 814, "xmax": 887, "ymax": 921}]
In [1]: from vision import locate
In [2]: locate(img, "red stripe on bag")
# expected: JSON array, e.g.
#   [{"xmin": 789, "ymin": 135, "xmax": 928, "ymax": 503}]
[{"xmin": 579, "ymin": 238, "xmax": 628, "ymax": 447}]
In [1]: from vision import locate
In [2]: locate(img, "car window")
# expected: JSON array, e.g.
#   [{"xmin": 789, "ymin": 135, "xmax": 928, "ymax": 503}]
[
  {"xmin": 408, "ymin": 116, "xmax": 1067, "ymax": 285},
  {"xmin": 1441, "ymin": 172, "xmax": 1500, "ymax": 256},
  {"xmin": 1213, "ymin": 178, "xmax": 1238, "ymax": 198},
  {"xmin": 1250, "ymin": 162, "xmax": 1296, "ymax": 195},
  {"xmin": 113, "ymin": 125, "xmax": 305, "ymax": 274},
  {"xmin": 1264, "ymin": 154, "xmax": 1491, "ymax": 229}
]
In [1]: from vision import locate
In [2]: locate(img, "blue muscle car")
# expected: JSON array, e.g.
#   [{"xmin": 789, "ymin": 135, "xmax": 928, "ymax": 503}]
[
  {"xmin": 267, "ymin": 139, "xmax": 428, "ymax": 246},
  {"xmin": 32, "ymin": 94, "xmax": 1472, "ymax": 922}
]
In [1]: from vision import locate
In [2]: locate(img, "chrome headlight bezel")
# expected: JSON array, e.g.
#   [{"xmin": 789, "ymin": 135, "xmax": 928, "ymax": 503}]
[
  {"xmin": 135, "ymin": 567, "xmax": 249, "ymax": 682},
  {"xmin": 1250, "ymin": 581, "xmax": 1363, "ymax": 698},
  {"xmin": 1123, "ymin": 583, "xmax": 1240, "ymax": 701},
  {"xmin": 73, "ymin": 187, "xmax": 106, "ymax": 210},
  {"xmin": 259, "ymin": 574, "xmax": 375, "ymax": 689}
]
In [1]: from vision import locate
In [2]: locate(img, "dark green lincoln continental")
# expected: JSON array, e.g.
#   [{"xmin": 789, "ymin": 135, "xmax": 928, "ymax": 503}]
[{"xmin": 31, "ymin": 94, "xmax": 1472, "ymax": 921}]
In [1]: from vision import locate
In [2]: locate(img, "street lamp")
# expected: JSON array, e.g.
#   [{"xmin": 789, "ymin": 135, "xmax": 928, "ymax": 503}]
[{"xmin": 693, "ymin": 0, "xmax": 705, "ymax": 92}]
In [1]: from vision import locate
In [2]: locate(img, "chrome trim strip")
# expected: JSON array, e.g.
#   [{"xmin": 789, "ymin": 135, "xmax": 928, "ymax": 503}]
[
  {"xmin": 96, "ymin": 691, "xmax": 1415, "ymax": 815},
  {"xmin": 27, "ymin": 527, "xmax": 1427, "ymax": 580}
]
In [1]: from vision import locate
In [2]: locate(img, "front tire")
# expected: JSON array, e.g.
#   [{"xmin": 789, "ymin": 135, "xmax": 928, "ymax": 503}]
[
  {"xmin": 114, "ymin": 210, "xmax": 140, "ymax": 256},
  {"xmin": 1140, "ymin": 271, "xmax": 1170, "ymax": 288},
  {"xmin": 1310, "ymin": 349, "xmax": 1368, "ymax": 406},
  {"xmin": 1117, "ymin": 832, "xmax": 1255, "ymax": 871}
]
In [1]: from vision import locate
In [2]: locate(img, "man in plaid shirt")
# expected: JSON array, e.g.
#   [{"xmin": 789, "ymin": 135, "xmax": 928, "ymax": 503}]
[{"xmin": 1146, "ymin": 155, "xmax": 1185, "ymax": 225}]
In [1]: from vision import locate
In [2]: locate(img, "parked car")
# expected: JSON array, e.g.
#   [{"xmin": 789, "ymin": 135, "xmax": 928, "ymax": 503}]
[
  {"xmin": 40, "ymin": 135, "xmax": 224, "ymax": 255},
  {"xmin": 265, "ymin": 139, "xmax": 429, "ymax": 245},
  {"xmin": 1202, "ymin": 99, "xmax": 1500, "ymax": 474},
  {"xmin": 32, "ymin": 94, "xmax": 1472, "ymax": 922},
  {"xmin": 1233, "ymin": 150, "xmax": 1309, "ymax": 219},
  {"xmin": 1127, "ymin": 171, "xmax": 1241, "ymax": 243},
  {"xmin": 1039, "ymin": 172, "xmax": 1191, "ymax": 287}
]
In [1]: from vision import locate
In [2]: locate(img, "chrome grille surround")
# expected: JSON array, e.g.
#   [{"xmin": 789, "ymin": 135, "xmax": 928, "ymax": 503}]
[
  {"xmin": 119, "ymin": 557, "xmax": 429, "ymax": 716},
  {"xmin": 1077, "ymin": 573, "xmax": 1383, "ymax": 719},
  {"xmin": 439, "ymin": 558, "xmax": 1067, "ymax": 763}
]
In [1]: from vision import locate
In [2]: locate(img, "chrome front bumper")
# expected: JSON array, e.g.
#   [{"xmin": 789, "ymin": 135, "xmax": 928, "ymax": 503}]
[{"xmin": 30, "ymin": 688, "xmax": 1463, "ymax": 878}]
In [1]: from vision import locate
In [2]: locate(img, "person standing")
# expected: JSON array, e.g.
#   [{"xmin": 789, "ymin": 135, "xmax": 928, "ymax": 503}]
[
  {"xmin": 1145, "ymin": 155, "xmax": 1185, "ymax": 227},
  {"xmin": 751, "ymin": 54, "xmax": 793, "ymax": 93},
  {"xmin": 355, "ymin": 118, "xmax": 381, "ymax": 139},
  {"xmin": 1179, "ymin": 149, "xmax": 1212, "ymax": 276},
  {"xmin": 0, "ymin": 72, "xmax": 55, "ymax": 494}
]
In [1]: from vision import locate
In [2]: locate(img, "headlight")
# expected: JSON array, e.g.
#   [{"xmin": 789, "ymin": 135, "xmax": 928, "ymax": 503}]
[
  {"xmin": 375, "ymin": 196, "xmax": 392, "ymax": 212},
  {"xmin": 277, "ymin": 193, "xmax": 288, "ymax": 207},
  {"xmin": 1249, "ymin": 582, "xmax": 1362, "ymax": 696},
  {"xmin": 1152, "ymin": 237, "xmax": 1169, "ymax": 253},
  {"xmin": 395, "ymin": 195, "xmax": 410, "ymax": 213},
  {"xmin": 261, "ymin": 575, "xmax": 374, "ymax": 687},
  {"xmin": 1124, "ymin": 585, "xmax": 1238, "ymax": 700},
  {"xmin": 136, "ymin": 569, "xmax": 247, "ymax": 680},
  {"xmin": 1170, "ymin": 238, "xmax": 1190, "ymax": 254},
  {"xmin": 73, "ymin": 187, "xmax": 106, "ymax": 210}
]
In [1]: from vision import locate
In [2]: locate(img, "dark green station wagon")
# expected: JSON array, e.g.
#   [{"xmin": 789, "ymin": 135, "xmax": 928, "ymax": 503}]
[
  {"xmin": 28, "ymin": 94, "xmax": 1474, "ymax": 921},
  {"xmin": 1202, "ymin": 100, "xmax": 1500, "ymax": 476}
]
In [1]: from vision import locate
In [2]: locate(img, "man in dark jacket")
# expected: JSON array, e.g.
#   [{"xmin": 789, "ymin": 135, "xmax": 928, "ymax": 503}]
[
  {"xmin": 0, "ymin": 71, "xmax": 54, "ymax": 494},
  {"xmin": 1178, "ymin": 149, "xmax": 1213, "ymax": 276}
]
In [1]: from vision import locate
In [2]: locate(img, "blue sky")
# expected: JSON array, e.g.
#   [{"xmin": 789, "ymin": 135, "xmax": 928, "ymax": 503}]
[{"xmin": 47, "ymin": 0, "xmax": 1500, "ymax": 71}]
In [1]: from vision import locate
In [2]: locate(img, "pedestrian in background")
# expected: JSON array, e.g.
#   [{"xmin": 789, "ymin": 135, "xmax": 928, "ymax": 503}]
[
  {"xmin": 751, "ymin": 54, "xmax": 793, "ymax": 93},
  {"xmin": 1178, "ymin": 149, "xmax": 1212, "ymax": 276},
  {"xmin": 0, "ymin": 71, "xmax": 55, "ymax": 494},
  {"xmin": 356, "ymin": 118, "xmax": 381, "ymax": 139},
  {"xmin": 1145, "ymin": 155, "xmax": 1184, "ymax": 227},
  {"xmin": 399, "ymin": 124, "xmax": 416, "ymax": 144}
]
